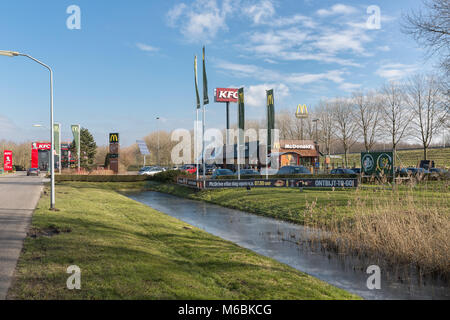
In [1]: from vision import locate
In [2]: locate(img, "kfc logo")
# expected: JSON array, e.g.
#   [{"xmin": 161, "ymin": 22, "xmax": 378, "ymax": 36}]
[{"xmin": 215, "ymin": 88, "xmax": 238, "ymax": 103}]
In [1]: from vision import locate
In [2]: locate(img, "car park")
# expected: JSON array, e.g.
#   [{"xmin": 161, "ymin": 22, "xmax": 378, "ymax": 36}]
[
  {"xmin": 198, "ymin": 164, "xmax": 216, "ymax": 175},
  {"xmin": 277, "ymin": 166, "xmax": 311, "ymax": 175}
]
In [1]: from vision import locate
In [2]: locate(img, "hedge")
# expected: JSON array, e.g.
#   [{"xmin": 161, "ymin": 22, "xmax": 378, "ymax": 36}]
[{"xmin": 55, "ymin": 175, "xmax": 152, "ymax": 182}]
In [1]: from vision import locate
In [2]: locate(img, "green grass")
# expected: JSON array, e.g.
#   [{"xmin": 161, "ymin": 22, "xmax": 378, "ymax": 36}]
[
  {"xmin": 323, "ymin": 147, "xmax": 450, "ymax": 168},
  {"xmin": 7, "ymin": 181, "xmax": 359, "ymax": 300},
  {"xmin": 146, "ymin": 181, "xmax": 450, "ymax": 226}
]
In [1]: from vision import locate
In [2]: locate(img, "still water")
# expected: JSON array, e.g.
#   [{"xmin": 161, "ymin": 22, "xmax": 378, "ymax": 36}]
[{"xmin": 128, "ymin": 191, "xmax": 449, "ymax": 300}]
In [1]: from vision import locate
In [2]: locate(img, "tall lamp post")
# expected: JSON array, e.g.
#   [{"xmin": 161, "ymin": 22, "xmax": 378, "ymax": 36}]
[
  {"xmin": 1, "ymin": 50, "xmax": 56, "ymax": 209},
  {"xmin": 156, "ymin": 117, "xmax": 160, "ymax": 166}
]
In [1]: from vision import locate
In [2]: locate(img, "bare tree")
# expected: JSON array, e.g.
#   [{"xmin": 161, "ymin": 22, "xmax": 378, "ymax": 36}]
[
  {"xmin": 316, "ymin": 101, "xmax": 334, "ymax": 156},
  {"xmin": 402, "ymin": 0, "xmax": 450, "ymax": 73},
  {"xmin": 406, "ymin": 74, "xmax": 447, "ymax": 159},
  {"xmin": 332, "ymin": 98, "xmax": 358, "ymax": 167},
  {"xmin": 353, "ymin": 90, "xmax": 382, "ymax": 152},
  {"xmin": 381, "ymin": 82, "xmax": 413, "ymax": 161}
]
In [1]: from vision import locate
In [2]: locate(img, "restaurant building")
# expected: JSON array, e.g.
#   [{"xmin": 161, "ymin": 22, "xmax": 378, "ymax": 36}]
[{"xmin": 273, "ymin": 140, "xmax": 320, "ymax": 167}]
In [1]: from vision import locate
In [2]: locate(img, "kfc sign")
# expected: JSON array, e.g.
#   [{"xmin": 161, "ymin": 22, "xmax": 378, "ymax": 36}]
[
  {"xmin": 4, "ymin": 150, "xmax": 13, "ymax": 171},
  {"xmin": 32, "ymin": 142, "xmax": 51, "ymax": 150},
  {"xmin": 215, "ymin": 88, "xmax": 238, "ymax": 103}
]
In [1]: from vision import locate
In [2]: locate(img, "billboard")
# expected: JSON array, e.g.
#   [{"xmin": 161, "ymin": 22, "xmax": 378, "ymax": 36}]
[
  {"xmin": 4, "ymin": 150, "xmax": 13, "ymax": 171},
  {"xmin": 109, "ymin": 133, "xmax": 119, "ymax": 173},
  {"xmin": 295, "ymin": 104, "xmax": 309, "ymax": 119},
  {"xmin": 361, "ymin": 152, "xmax": 394, "ymax": 176},
  {"xmin": 215, "ymin": 88, "xmax": 238, "ymax": 103}
]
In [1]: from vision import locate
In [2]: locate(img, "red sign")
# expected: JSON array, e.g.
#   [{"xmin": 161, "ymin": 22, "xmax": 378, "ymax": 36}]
[
  {"xmin": 32, "ymin": 142, "xmax": 51, "ymax": 150},
  {"xmin": 215, "ymin": 88, "xmax": 238, "ymax": 103},
  {"xmin": 4, "ymin": 150, "xmax": 13, "ymax": 171}
]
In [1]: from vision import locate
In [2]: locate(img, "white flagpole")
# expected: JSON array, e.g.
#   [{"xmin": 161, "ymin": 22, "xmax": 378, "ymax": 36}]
[{"xmin": 202, "ymin": 102, "xmax": 206, "ymax": 181}]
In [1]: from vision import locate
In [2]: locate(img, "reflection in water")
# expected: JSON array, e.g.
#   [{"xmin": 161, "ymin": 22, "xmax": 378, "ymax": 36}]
[{"xmin": 128, "ymin": 191, "xmax": 449, "ymax": 300}]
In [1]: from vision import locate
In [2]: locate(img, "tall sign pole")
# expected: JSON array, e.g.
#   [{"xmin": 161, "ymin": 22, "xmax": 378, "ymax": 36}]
[
  {"xmin": 237, "ymin": 88, "xmax": 245, "ymax": 180},
  {"xmin": 71, "ymin": 125, "xmax": 81, "ymax": 172},
  {"xmin": 202, "ymin": 46, "xmax": 209, "ymax": 181},
  {"xmin": 109, "ymin": 133, "xmax": 119, "ymax": 174}
]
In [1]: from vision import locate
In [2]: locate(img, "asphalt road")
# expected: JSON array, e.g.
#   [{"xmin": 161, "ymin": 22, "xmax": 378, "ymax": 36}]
[{"xmin": 0, "ymin": 172, "xmax": 43, "ymax": 300}]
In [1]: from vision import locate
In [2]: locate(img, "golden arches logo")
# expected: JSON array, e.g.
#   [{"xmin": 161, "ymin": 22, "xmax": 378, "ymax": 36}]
[
  {"xmin": 296, "ymin": 104, "xmax": 308, "ymax": 118},
  {"xmin": 109, "ymin": 133, "xmax": 119, "ymax": 143},
  {"xmin": 239, "ymin": 92, "xmax": 244, "ymax": 104},
  {"xmin": 267, "ymin": 94, "xmax": 274, "ymax": 106}
]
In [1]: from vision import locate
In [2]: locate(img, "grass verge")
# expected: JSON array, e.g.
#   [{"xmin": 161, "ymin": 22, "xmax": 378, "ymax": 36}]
[{"xmin": 7, "ymin": 181, "xmax": 358, "ymax": 300}]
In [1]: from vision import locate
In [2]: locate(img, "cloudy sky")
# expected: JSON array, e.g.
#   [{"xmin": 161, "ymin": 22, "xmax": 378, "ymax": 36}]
[{"xmin": 0, "ymin": 0, "xmax": 436, "ymax": 146}]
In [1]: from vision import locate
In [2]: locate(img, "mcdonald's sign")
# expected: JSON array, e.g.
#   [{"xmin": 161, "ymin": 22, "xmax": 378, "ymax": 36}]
[
  {"xmin": 109, "ymin": 133, "xmax": 119, "ymax": 143},
  {"xmin": 295, "ymin": 104, "xmax": 309, "ymax": 119}
]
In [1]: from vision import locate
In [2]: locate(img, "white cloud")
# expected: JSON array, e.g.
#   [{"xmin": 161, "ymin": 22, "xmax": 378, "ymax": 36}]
[
  {"xmin": 136, "ymin": 43, "xmax": 159, "ymax": 52},
  {"xmin": 243, "ymin": 0, "xmax": 275, "ymax": 24},
  {"xmin": 245, "ymin": 83, "xmax": 289, "ymax": 108},
  {"xmin": 375, "ymin": 63, "xmax": 418, "ymax": 80},
  {"xmin": 377, "ymin": 45, "xmax": 391, "ymax": 52},
  {"xmin": 317, "ymin": 4, "xmax": 358, "ymax": 17},
  {"xmin": 313, "ymin": 28, "xmax": 371, "ymax": 55},
  {"xmin": 166, "ymin": 0, "xmax": 235, "ymax": 42}
]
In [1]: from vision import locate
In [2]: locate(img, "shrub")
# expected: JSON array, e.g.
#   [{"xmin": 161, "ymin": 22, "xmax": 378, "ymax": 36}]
[
  {"xmin": 150, "ymin": 170, "xmax": 192, "ymax": 183},
  {"xmin": 55, "ymin": 175, "xmax": 151, "ymax": 182}
]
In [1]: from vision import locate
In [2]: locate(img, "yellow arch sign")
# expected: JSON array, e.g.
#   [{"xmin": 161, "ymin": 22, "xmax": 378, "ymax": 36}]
[{"xmin": 296, "ymin": 104, "xmax": 308, "ymax": 118}]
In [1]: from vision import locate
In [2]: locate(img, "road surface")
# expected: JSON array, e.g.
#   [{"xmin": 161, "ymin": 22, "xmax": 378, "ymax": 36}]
[{"xmin": 0, "ymin": 172, "xmax": 44, "ymax": 300}]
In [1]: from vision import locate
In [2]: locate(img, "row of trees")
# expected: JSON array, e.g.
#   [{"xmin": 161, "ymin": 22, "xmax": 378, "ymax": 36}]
[{"xmin": 296, "ymin": 74, "xmax": 448, "ymax": 167}]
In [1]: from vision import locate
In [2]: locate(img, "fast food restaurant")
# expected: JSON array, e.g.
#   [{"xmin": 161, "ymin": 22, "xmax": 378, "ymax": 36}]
[{"xmin": 274, "ymin": 140, "xmax": 320, "ymax": 167}]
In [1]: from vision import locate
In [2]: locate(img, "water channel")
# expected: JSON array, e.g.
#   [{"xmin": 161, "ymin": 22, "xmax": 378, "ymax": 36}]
[{"xmin": 128, "ymin": 191, "xmax": 449, "ymax": 300}]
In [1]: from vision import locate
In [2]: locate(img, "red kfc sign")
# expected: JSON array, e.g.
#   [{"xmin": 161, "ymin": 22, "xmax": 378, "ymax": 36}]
[
  {"xmin": 32, "ymin": 142, "xmax": 51, "ymax": 150},
  {"xmin": 215, "ymin": 88, "xmax": 238, "ymax": 103},
  {"xmin": 4, "ymin": 150, "xmax": 13, "ymax": 171}
]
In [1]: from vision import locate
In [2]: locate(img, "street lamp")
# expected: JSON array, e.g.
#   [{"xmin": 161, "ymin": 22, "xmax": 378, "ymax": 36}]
[
  {"xmin": 1, "ymin": 50, "xmax": 56, "ymax": 210},
  {"xmin": 156, "ymin": 117, "xmax": 160, "ymax": 166}
]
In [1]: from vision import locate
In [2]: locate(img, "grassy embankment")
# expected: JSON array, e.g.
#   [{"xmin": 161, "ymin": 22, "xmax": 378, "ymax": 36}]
[
  {"xmin": 147, "ymin": 181, "xmax": 450, "ymax": 277},
  {"xmin": 8, "ymin": 181, "xmax": 358, "ymax": 300},
  {"xmin": 322, "ymin": 147, "xmax": 450, "ymax": 168}
]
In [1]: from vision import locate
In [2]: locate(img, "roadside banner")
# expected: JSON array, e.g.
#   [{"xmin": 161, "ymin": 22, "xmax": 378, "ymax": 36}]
[
  {"xmin": 266, "ymin": 89, "xmax": 275, "ymax": 154},
  {"xmin": 194, "ymin": 56, "xmax": 201, "ymax": 109},
  {"xmin": 202, "ymin": 46, "xmax": 209, "ymax": 105},
  {"xmin": 71, "ymin": 125, "xmax": 80, "ymax": 151},
  {"xmin": 361, "ymin": 151, "xmax": 394, "ymax": 176},
  {"xmin": 3, "ymin": 150, "xmax": 13, "ymax": 171},
  {"xmin": 53, "ymin": 123, "xmax": 60, "ymax": 156}
]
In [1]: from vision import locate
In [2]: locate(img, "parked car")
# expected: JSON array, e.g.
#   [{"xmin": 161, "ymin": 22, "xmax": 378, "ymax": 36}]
[
  {"xmin": 138, "ymin": 166, "xmax": 164, "ymax": 176},
  {"xmin": 260, "ymin": 168, "xmax": 278, "ymax": 176},
  {"xmin": 211, "ymin": 169, "xmax": 235, "ymax": 179},
  {"xmin": 330, "ymin": 168, "xmax": 356, "ymax": 174},
  {"xmin": 277, "ymin": 166, "xmax": 312, "ymax": 175},
  {"xmin": 351, "ymin": 168, "xmax": 361, "ymax": 174},
  {"xmin": 180, "ymin": 164, "xmax": 197, "ymax": 174},
  {"xmin": 240, "ymin": 169, "xmax": 261, "ymax": 176},
  {"xmin": 198, "ymin": 164, "xmax": 217, "ymax": 175},
  {"xmin": 395, "ymin": 167, "xmax": 409, "ymax": 177},
  {"xmin": 27, "ymin": 168, "xmax": 40, "ymax": 176},
  {"xmin": 406, "ymin": 167, "xmax": 430, "ymax": 175},
  {"xmin": 430, "ymin": 168, "xmax": 447, "ymax": 174}
]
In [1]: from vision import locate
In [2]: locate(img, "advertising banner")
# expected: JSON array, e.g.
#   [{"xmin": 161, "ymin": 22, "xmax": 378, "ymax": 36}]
[
  {"xmin": 3, "ymin": 150, "xmax": 13, "ymax": 171},
  {"xmin": 215, "ymin": 88, "xmax": 238, "ymax": 103},
  {"xmin": 266, "ymin": 89, "xmax": 275, "ymax": 154},
  {"xmin": 71, "ymin": 125, "xmax": 80, "ymax": 151},
  {"xmin": 361, "ymin": 151, "xmax": 394, "ymax": 176},
  {"xmin": 53, "ymin": 123, "xmax": 60, "ymax": 156},
  {"xmin": 194, "ymin": 56, "xmax": 201, "ymax": 109},
  {"xmin": 178, "ymin": 177, "xmax": 358, "ymax": 189},
  {"xmin": 202, "ymin": 46, "xmax": 209, "ymax": 105}
]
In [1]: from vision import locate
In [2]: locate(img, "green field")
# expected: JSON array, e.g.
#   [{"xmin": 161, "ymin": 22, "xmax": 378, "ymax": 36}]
[
  {"xmin": 8, "ymin": 181, "xmax": 358, "ymax": 300},
  {"xmin": 322, "ymin": 147, "xmax": 450, "ymax": 168}
]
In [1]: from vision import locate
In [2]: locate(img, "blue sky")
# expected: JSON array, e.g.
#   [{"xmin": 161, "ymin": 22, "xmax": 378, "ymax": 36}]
[{"xmin": 0, "ymin": 0, "xmax": 436, "ymax": 146}]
